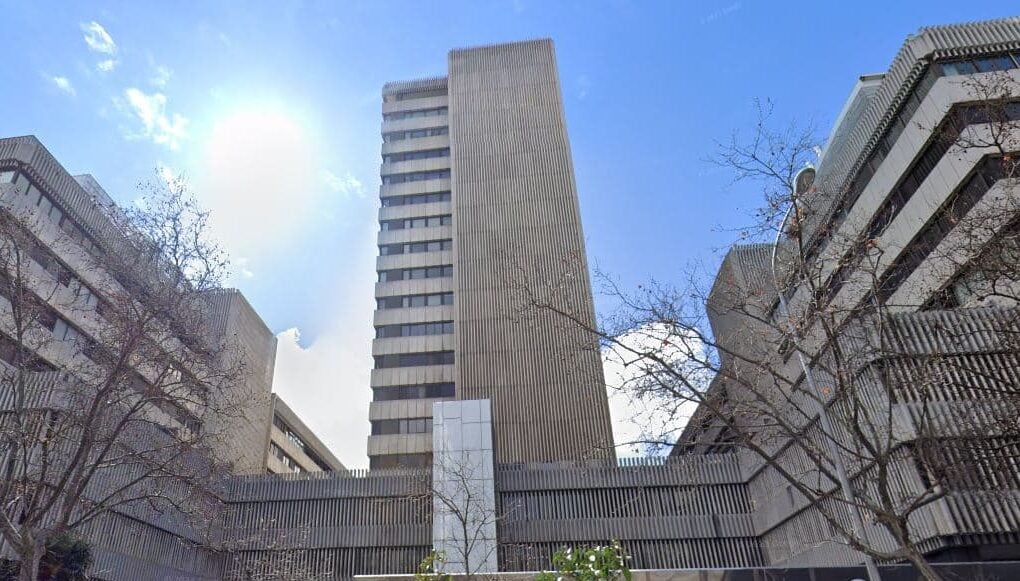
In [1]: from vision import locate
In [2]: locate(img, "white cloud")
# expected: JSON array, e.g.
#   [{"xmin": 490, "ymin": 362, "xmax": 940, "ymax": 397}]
[
  {"xmin": 47, "ymin": 75, "xmax": 76, "ymax": 97},
  {"xmin": 322, "ymin": 169, "xmax": 364, "ymax": 198},
  {"xmin": 81, "ymin": 21, "xmax": 117, "ymax": 54},
  {"xmin": 602, "ymin": 323, "xmax": 707, "ymax": 457},
  {"xmin": 234, "ymin": 257, "xmax": 255, "ymax": 280},
  {"xmin": 81, "ymin": 21, "xmax": 118, "ymax": 72},
  {"xmin": 272, "ymin": 309, "xmax": 375, "ymax": 469},
  {"xmin": 119, "ymin": 88, "xmax": 189, "ymax": 150},
  {"xmin": 152, "ymin": 65, "xmax": 172, "ymax": 88}
]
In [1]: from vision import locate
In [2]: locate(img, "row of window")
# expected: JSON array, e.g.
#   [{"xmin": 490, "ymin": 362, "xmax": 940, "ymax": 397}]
[
  {"xmin": 272, "ymin": 415, "xmax": 333, "ymax": 471},
  {"xmin": 383, "ymin": 126, "xmax": 449, "ymax": 143},
  {"xmin": 382, "ymin": 169, "xmax": 450, "ymax": 185},
  {"xmin": 2, "ymin": 171, "xmax": 108, "ymax": 316},
  {"xmin": 374, "ymin": 350, "xmax": 454, "ymax": 369},
  {"xmin": 2, "ymin": 170, "xmax": 209, "ymax": 436},
  {"xmin": 270, "ymin": 442, "xmax": 304, "ymax": 473},
  {"xmin": 940, "ymin": 53, "xmax": 1020, "ymax": 76},
  {"xmin": 874, "ymin": 155, "xmax": 1009, "ymax": 305},
  {"xmin": 380, "ymin": 191, "xmax": 451, "ymax": 207},
  {"xmin": 29, "ymin": 237, "xmax": 107, "ymax": 314},
  {"xmin": 0, "ymin": 332, "xmax": 54, "ymax": 372},
  {"xmin": 381, "ymin": 215, "xmax": 451, "ymax": 231},
  {"xmin": 380, "ymin": 239, "xmax": 452, "ymax": 256},
  {"xmin": 369, "ymin": 453, "xmax": 431, "ymax": 470},
  {"xmin": 371, "ymin": 417, "xmax": 434, "ymax": 435},
  {"xmin": 273, "ymin": 415, "xmax": 306, "ymax": 449},
  {"xmin": 0, "ymin": 267, "xmax": 95, "ymax": 362},
  {"xmin": 377, "ymin": 292, "xmax": 454, "ymax": 310},
  {"xmin": 383, "ymin": 107, "xmax": 447, "ymax": 121},
  {"xmin": 378, "ymin": 265, "xmax": 452, "ymax": 282},
  {"xmin": 1, "ymin": 170, "xmax": 101, "ymax": 256},
  {"xmin": 816, "ymin": 101, "xmax": 1020, "ymax": 306},
  {"xmin": 0, "ymin": 280, "xmax": 201, "ymax": 432},
  {"xmin": 373, "ymin": 382, "xmax": 456, "ymax": 401},
  {"xmin": 376, "ymin": 320, "xmax": 453, "ymax": 339},
  {"xmin": 15, "ymin": 168, "xmax": 206, "ymax": 352},
  {"xmin": 926, "ymin": 220, "xmax": 1020, "ymax": 310},
  {"xmin": 811, "ymin": 52, "xmax": 1020, "ymax": 269},
  {"xmin": 383, "ymin": 149, "xmax": 450, "ymax": 164}
]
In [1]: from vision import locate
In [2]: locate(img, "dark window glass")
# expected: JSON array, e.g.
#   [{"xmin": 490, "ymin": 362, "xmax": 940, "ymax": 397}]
[
  {"xmin": 383, "ymin": 107, "xmax": 447, "ymax": 121},
  {"xmin": 875, "ymin": 157, "xmax": 1004, "ymax": 304},
  {"xmin": 370, "ymin": 453, "xmax": 432, "ymax": 470},
  {"xmin": 374, "ymin": 351, "xmax": 454, "ymax": 369},
  {"xmin": 974, "ymin": 56, "xmax": 1014, "ymax": 72},
  {"xmin": 380, "ymin": 215, "xmax": 452, "ymax": 230},
  {"xmin": 377, "ymin": 296, "xmax": 404, "ymax": 309},
  {"xmin": 374, "ymin": 382, "xmax": 455, "ymax": 401},
  {"xmin": 377, "ymin": 292, "xmax": 453, "ymax": 309}
]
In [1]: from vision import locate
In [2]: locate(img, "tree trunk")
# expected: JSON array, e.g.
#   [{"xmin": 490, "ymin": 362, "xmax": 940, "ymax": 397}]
[
  {"xmin": 17, "ymin": 533, "xmax": 44, "ymax": 581},
  {"xmin": 888, "ymin": 524, "xmax": 942, "ymax": 581}
]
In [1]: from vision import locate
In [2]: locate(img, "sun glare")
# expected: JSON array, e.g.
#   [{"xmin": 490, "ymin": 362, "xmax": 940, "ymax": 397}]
[{"xmin": 200, "ymin": 107, "xmax": 321, "ymax": 257}]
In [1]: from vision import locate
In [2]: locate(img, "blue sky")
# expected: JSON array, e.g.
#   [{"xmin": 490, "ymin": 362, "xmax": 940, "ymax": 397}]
[{"xmin": 2, "ymin": 1, "xmax": 1015, "ymax": 468}]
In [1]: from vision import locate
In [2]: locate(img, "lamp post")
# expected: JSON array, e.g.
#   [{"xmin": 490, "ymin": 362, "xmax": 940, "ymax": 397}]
[{"xmin": 770, "ymin": 166, "xmax": 882, "ymax": 581}]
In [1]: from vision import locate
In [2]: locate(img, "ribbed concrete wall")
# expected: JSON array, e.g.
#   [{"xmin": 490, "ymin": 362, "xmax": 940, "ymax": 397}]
[
  {"xmin": 448, "ymin": 39, "xmax": 614, "ymax": 463},
  {"xmin": 205, "ymin": 289, "xmax": 277, "ymax": 474},
  {"xmin": 805, "ymin": 18, "xmax": 1020, "ymax": 252},
  {"xmin": 494, "ymin": 457, "xmax": 761, "ymax": 571},
  {"xmin": 224, "ymin": 470, "xmax": 431, "ymax": 580}
]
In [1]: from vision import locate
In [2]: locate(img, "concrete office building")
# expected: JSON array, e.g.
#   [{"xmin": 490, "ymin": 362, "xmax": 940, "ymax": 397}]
[
  {"xmin": 370, "ymin": 39, "xmax": 614, "ymax": 469},
  {"xmin": 0, "ymin": 135, "xmax": 279, "ymax": 577},
  {"xmin": 676, "ymin": 17, "xmax": 1020, "ymax": 567},
  {"xmin": 265, "ymin": 393, "xmax": 345, "ymax": 474},
  {"xmin": 7, "ymin": 19, "xmax": 1020, "ymax": 580},
  {"xmin": 239, "ymin": 21, "xmax": 1020, "ymax": 578},
  {"xmin": 230, "ymin": 23, "xmax": 1020, "ymax": 578}
]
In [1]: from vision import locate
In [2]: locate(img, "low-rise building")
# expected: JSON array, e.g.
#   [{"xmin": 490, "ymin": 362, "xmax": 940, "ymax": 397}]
[{"xmin": 265, "ymin": 393, "xmax": 345, "ymax": 474}]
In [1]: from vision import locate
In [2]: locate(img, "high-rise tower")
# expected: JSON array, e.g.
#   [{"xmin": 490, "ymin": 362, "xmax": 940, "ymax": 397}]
[{"xmin": 369, "ymin": 39, "xmax": 613, "ymax": 469}]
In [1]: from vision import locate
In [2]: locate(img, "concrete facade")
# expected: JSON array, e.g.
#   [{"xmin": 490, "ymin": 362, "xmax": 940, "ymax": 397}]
[
  {"xmin": 370, "ymin": 76, "xmax": 455, "ymax": 469},
  {"xmin": 265, "ymin": 393, "xmax": 346, "ymax": 474},
  {"xmin": 370, "ymin": 40, "xmax": 614, "ymax": 468},
  {"xmin": 448, "ymin": 40, "xmax": 614, "ymax": 464},
  {"xmin": 0, "ymin": 135, "xmax": 272, "ymax": 579},
  {"xmin": 5, "ymin": 18, "xmax": 1020, "ymax": 580},
  {"xmin": 678, "ymin": 18, "xmax": 1020, "ymax": 569}
]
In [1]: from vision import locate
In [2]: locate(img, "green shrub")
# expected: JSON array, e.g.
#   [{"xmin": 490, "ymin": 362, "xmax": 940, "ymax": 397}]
[
  {"xmin": 536, "ymin": 541, "xmax": 632, "ymax": 581},
  {"xmin": 414, "ymin": 550, "xmax": 451, "ymax": 581}
]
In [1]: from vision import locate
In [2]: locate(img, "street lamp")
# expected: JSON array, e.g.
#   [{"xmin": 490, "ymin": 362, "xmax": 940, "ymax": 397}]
[{"xmin": 770, "ymin": 166, "xmax": 882, "ymax": 581}]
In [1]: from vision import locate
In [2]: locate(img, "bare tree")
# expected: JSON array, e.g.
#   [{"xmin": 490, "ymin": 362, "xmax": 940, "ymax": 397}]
[
  {"xmin": 429, "ymin": 450, "xmax": 507, "ymax": 581},
  {"xmin": 220, "ymin": 515, "xmax": 335, "ymax": 581},
  {"xmin": 0, "ymin": 173, "xmax": 256, "ymax": 580},
  {"xmin": 518, "ymin": 72, "xmax": 1020, "ymax": 581}
]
